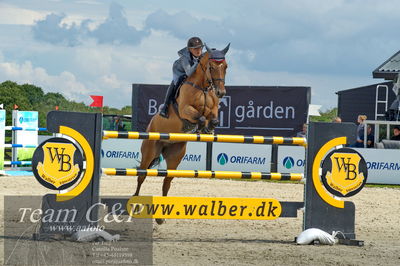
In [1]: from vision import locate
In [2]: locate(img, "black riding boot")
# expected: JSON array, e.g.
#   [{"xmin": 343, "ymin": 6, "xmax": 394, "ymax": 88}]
[{"xmin": 160, "ymin": 81, "xmax": 176, "ymax": 118}]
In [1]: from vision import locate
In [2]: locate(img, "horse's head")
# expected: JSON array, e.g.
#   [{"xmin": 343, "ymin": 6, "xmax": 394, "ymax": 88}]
[{"xmin": 205, "ymin": 43, "xmax": 230, "ymax": 98}]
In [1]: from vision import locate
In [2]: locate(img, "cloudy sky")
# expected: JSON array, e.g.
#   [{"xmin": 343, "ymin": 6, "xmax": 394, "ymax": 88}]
[{"xmin": 0, "ymin": 0, "xmax": 398, "ymax": 109}]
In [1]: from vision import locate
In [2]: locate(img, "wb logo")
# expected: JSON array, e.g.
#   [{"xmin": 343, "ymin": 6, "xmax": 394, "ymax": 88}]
[
  {"xmin": 33, "ymin": 139, "xmax": 83, "ymax": 190},
  {"xmin": 334, "ymin": 157, "xmax": 357, "ymax": 180},
  {"xmin": 321, "ymin": 149, "xmax": 368, "ymax": 197},
  {"xmin": 46, "ymin": 147, "xmax": 73, "ymax": 172}
]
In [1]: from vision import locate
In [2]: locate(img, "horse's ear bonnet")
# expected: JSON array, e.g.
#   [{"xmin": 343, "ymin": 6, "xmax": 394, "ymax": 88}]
[{"xmin": 205, "ymin": 43, "xmax": 230, "ymax": 61}]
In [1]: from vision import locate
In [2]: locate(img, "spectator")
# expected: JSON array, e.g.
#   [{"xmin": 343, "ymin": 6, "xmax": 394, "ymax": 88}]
[
  {"xmin": 352, "ymin": 115, "xmax": 367, "ymax": 147},
  {"xmin": 359, "ymin": 125, "xmax": 374, "ymax": 148},
  {"xmin": 332, "ymin": 117, "xmax": 342, "ymax": 123},
  {"xmin": 391, "ymin": 126, "xmax": 400, "ymax": 140},
  {"xmin": 113, "ymin": 116, "xmax": 125, "ymax": 131},
  {"xmin": 296, "ymin": 123, "xmax": 307, "ymax": 138}
]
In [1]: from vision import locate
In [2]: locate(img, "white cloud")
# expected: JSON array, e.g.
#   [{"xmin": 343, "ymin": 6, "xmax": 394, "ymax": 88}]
[
  {"xmin": 0, "ymin": 0, "xmax": 395, "ymax": 110},
  {"xmin": 227, "ymin": 52, "xmax": 376, "ymax": 109},
  {"xmin": 32, "ymin": 3, "xmax": 149, "ymax": 47},
  {"xmin": 0, "ymin": 3, "xmax": 47, "ymax": 25},
  {"xmin": 0, "ymin": 58, "xmax": 89, "ymax": 101},
  {"xmin": 71, "ymin": 29, "xmax": 176, "ymax": 81},
  {"xmin": 74, "ymin": 0, "xmax": 101, "ymax": 5},
  {"xmin": 100, "ymin": 73, "xmax": 121, "ymax": 89},
  {"xmin": 0, "ymin": 23, "xmax": 378, "ymax": 109},
  {"xmin": 141, "ymin": 1, "xmax": 400, "ymax": 78},
  {"xmin": 0, "ymin": 26, "xmax": 181, "ymax": 108},
  {"xmin": 61, "ymin": 14, "xmax": 100, "ymax": 28}
]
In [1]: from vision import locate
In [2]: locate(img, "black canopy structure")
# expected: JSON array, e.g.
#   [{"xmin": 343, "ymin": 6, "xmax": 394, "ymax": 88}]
[
  {"xmin": 373, "ymin": 50, "xmax": 400, "ymax": 80},
  {"xmin": 336, "ymin": 82, "xmax": 394, "ymax": 122},
  {"xmin": 337, "ymin": 50, "xmax": 400, "ymax": 122}
]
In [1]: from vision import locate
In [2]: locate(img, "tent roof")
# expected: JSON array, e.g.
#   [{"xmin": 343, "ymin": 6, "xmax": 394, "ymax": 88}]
[{"xmin": 373, "ymin": 50, "xmax": 400, "ymax": 80}]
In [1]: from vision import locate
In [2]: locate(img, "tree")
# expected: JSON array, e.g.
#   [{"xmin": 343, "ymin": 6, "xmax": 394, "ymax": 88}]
[
  {"xmin": 0, "ymin": 81, "xmax": 33, "ymax": 125},
  {"xmin": 0, "ymin": 80, "xmax": 133, "ymax": 127},
  {"xmin": 310, "ymin": 107, "xmax": 338, "ymax": 122},
  {"xmin": 20, "ymin": 83, "xmax": 45, "ymax": 105}
]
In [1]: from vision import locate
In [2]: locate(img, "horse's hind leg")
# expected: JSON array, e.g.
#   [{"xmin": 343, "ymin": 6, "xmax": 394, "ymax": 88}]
[
  {"xmin": 155, "ymin": 142, "xmax": 187, "ymax": 225},
  {"xmin": 134, "ymin": 140, "xmax": 162, "ymax": 196},
  {"xmin": 162, "ymin": 142, "xmax": 187, "ymax": 197}
]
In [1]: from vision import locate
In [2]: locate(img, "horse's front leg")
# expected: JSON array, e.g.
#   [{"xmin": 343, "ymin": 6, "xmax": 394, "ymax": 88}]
[
  {"xmin": 203, "ymin": 105, "xmax": 219, "ymax": 134},
  {"xmin": 207, "ymin": 118, "xmax": 219, "ymax": 132},
  {"xmin": 134, "ymin": 140, "xmax": 162, "ymax": 196},
  {"xmin": 180, "ymin": 105, "xmax": 206, "ymax": 131}
]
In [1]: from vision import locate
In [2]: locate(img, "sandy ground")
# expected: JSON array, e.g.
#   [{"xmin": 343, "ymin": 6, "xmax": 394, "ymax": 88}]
[{"xmin": 0, "ymin": 175, "xmax": 400, "ymax": 265}]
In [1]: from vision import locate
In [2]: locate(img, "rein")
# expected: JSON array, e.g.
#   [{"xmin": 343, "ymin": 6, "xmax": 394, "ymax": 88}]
[
  {"xmin": 183, "ymin": 81, "xmax": 210, "ymax": 92},
  {"xmin": 212, "ymin": 78, "xmax": 225, "ymax": 83},
  {"xmin": 183, "ymin": 58, "xmax": 213, "ymax": 91}
]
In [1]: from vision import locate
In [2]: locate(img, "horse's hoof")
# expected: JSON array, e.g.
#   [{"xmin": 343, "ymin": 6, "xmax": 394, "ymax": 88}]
[
  {"xmin": 211, "ymin": 119, "xmax": 219, "ymax": 126},
  {"xmin": 201, "ymin": 126, "xmax": 214, "ymax": 134},
  {"xmin": 155, "ymin": 218, "xmax": 165, "ymax": 225}
]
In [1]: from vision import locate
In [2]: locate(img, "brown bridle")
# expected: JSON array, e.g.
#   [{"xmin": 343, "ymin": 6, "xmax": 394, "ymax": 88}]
[{"xmin": 183, "ymin": 56, "xmax": 226, "ymax": 98}]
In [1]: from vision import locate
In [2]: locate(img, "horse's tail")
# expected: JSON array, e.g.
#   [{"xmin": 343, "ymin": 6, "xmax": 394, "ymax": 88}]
[{"xmin": 148, "ymin": 156, "xmax": 161, "ymax": 169}]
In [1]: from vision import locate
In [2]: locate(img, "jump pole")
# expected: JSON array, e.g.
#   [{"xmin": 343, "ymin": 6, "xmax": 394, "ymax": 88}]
[{"xmin": 31, "ymin": 111, "xmax": 364, "ymax": 244}]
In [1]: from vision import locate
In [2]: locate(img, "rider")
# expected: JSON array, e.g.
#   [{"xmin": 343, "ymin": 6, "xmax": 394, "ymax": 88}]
[{"xmin": 159, "ymin": 36, "xmax": 204, "ymax": 118}]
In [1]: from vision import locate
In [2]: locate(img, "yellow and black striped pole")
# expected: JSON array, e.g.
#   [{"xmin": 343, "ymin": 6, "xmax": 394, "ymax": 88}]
[
  {"xmin": 102, "ymin": 168, "xmax": 303, "ymax": 181},
  {"xmin": 103, "ymin": 131, "xmax": 306, "ymax": 146}
]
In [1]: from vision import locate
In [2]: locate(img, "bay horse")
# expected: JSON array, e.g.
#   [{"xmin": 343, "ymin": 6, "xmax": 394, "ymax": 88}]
[{"xmin": 134, "ymin": 44, "xmax": 230, "ymax": 222}]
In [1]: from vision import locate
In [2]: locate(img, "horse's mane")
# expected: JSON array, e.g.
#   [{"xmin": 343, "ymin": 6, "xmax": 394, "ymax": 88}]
[
  {"xmin": 187, "ymin": 52, "xmax": 209, "ymax": 81},
  {"xmin": 199, "ymin": 51, "xmax": 209, "ymax": 64}
]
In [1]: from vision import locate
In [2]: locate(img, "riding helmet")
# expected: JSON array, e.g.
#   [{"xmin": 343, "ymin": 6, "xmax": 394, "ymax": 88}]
[{"xmin": 187, "ymin": 37, "xmax": 203, "ymax": 49}]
